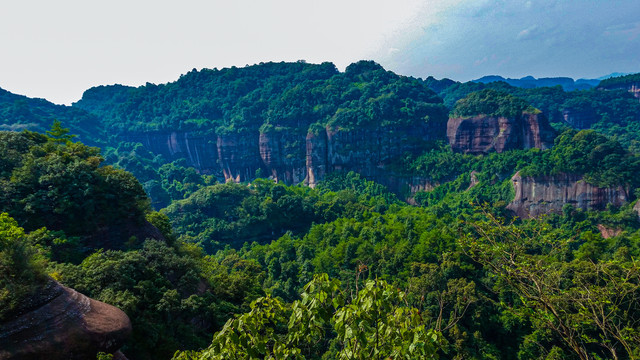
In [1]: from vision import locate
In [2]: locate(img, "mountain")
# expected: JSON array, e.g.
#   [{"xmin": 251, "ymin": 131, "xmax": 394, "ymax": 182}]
[
  {"xmin": 0, "ymin": 87, "xmax": 102, "ymax": 145},
  {"xmin": 3, "ymin": 62, "xmax": 640, "ymax": 359},
  {"xmin": 472, "ymin": 75, "xmax": 597, "ymax": 91}
]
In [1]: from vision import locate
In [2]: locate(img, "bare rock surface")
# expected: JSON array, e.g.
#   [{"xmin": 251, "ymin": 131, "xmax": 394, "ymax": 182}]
[
  {"xmin": 0, "ymin": 281, "xmax": 131, "ymax": 360},
  {"xmin": 447, "ymin": 113, "xmax": 555, "ymax": 155},
  {"xmin": 506, "ymin": 172, "xmax": 628, "ymax": 218}
]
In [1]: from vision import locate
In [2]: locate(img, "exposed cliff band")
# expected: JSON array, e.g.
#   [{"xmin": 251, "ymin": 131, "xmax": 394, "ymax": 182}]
[
  {"xmin": 506, "ymin": 171, "xmax": 628, "ymax": 218},
  {"xmin": 447, "ymin": 112, "xmax": 555, "ymax": 155}
]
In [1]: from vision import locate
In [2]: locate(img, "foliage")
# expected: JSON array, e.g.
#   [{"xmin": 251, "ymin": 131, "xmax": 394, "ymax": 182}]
[
  {"xmin": 74, "ymin": 61, "xmax": 447, "ymax": 136},
  {"xmin": 0, "ymin": 130, "xmax": 150, "ymax": 253},
  {"xmin": 598, "ymin": 73, "xmax": 640, "ymax": 88},
  {"xmin": 451, "ymin": 89, "xmax": 538, "ymax": 118},
  {"xmin": 461, "ymin": 210, "xmax": 640, "ymax": 359},
  {"xmin": 54, "ymin": 240, "xmax": 265, "ymax": 360},
  {"xmin": 163, "ymin": 177, "xmax": 400, "ymax": 253},
  {"xmin": 0, "ymin": 212, "xmax": 48, "ymax": 321},
  {"xmin": 0, "ymin": 87, "xmax": 101, "ymax": 145},
  {"xmin": 172, "ymin": 274, "xmax": 443, "ymax": 360}
]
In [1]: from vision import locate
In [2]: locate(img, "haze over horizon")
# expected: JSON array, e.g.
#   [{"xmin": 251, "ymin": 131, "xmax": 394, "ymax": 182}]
[{"xmin": 1, "ymin": 0, "xmax": 639, "ymax": 105}]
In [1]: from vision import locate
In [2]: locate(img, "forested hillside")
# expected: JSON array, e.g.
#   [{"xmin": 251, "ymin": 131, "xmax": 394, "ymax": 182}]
[{"xmin": 2, "ymin": 62, "xmax": 640, "ymax": 359}]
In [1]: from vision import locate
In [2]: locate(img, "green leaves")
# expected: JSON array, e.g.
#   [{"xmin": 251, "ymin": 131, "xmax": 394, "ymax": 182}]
[
  {"xmin": 462, "ymin": 211, "xmax": 640, "ymax": 359},
  {"xmin": 173, "ymin": 274, "xmax": 443, "ymax": 360},
  {"xmin": 46, "ymin": 120, "xmax": 76, "ymax": 144}
]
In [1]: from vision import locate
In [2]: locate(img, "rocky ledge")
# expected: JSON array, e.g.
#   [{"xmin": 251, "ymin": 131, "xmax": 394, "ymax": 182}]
[{"xmin": 0, "ymin": 281, "xmax": 131, "ymax": 360}]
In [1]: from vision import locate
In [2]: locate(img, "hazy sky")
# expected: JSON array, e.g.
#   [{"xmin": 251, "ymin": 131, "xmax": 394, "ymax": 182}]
[{"xmin": 1, "ymin": 0, "xmax": 639, "ymax": 105}]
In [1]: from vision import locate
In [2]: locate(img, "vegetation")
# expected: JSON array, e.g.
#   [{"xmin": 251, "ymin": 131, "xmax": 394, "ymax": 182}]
[
  {"xmin": 0, "ymin": 212, "xmax": 48, "ymax": 321},
  {"xmin": 598, "ymin": 72, "xmax": 640, "ymax": 88},
  {"xmin": 451, "ymin": 89, "xmax": 539, "ymax": 118},
  {"xmin": 3, "ymin": 62, "xmax": 640, "ymax": 359},
  {"xmin": 74, "ymin": 61, "xmax": 447, "ymax": 136}
]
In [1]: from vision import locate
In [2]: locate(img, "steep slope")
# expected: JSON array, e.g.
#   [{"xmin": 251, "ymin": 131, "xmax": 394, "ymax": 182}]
[
  {"xmin": 74, "ymin": 61, "xmax": 449, "ymax": 186},
  {"xmin": 0, "ymin": 87, "xmax": 102, "ymax": 145},
  {"xmin": 447, "ymin": 90, "xmax": 556, "ymax": 154},
  {"xmin": 506, "ymin": 171, "xmax": 628, "ymax": 218}
]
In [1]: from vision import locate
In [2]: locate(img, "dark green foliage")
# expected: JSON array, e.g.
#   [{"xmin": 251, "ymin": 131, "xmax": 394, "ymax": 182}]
[
  {"xmin": 451, "ymin": 89, "xmax": 539, "ymax": 118},
  {"xmin": 521, "ymin": 129, "xmax": 640, "ymax": 188},
  {"xmin": 163, "ymin": 177, "xmax": 399, "ymax": 253},
  {"xmin": 598, "ymin": 72, "xmax": 640, "ymax": 88},
  {"xmin": 54, "ymin": 240, "xmax": 265, "ymax": 360},
  {"xmin": 0, "ymin": 132, "xmax": 149, "ymax": 247},
  {"xmin": 73, "ymin": 61, "xmax": 447, "ymax": 137},
  {"xmin": 462, "ymin": 211, "xmax": 640, "ymax": 359},
  {"xmin": 0, "ymin": 87, "xmax": 102, "ymax": 145},
  {"xmin": 0, "ymin": 213, "xmax": 48, "ymax": 321},
  {"xmin": 172, "ymin": 274, "xmax": 443, "ymax": 360}
]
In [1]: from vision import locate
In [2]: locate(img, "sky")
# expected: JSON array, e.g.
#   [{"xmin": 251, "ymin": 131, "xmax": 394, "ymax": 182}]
[{"xmin": 1, "ymin": 0, "xmax": 639, "ymax": 105}]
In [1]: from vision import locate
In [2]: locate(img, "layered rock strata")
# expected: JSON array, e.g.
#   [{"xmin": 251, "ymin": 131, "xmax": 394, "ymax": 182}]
[
  {"xmin": 562, "ymin": 108, "xmax": 596, "ymax": 129},
  {"xmin": 447, "ymin": 113, "xmax": 555, "ymax": 154},
  {"xmin": 121, "ymin": 121, "xmax": 444, "ymax": 195},
  {"xmin": 121, "ymin": 132, "xmax": 217, "ymax": 170},
  {"xmin": 506, "ymin": 172, "xmax": 628, "ymax": 218},
  {"xmin": 0, "ymin": 281, "xmax": 131, "ymax": 360}
]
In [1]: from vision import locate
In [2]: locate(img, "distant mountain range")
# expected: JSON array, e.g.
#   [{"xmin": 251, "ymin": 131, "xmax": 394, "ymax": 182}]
[{"xmin": 472, "ymin": 73, "xmax": 632, "ymax": 91}]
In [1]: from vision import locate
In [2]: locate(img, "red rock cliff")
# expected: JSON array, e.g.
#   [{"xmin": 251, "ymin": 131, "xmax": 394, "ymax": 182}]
[
  {"xmin": 506, "ymin": 172, "xmax": 628, "ymax": 218},
  {"xmin": 305, "ymin": 122, "xmax": 444, "ymax": 189},
  {"xmin": 447, "ymin": 113, "xmax": 555, "ymax": 155},
  {"xmin": 121, "ymin": 121, "xmax": 445, "ymax": 196}
]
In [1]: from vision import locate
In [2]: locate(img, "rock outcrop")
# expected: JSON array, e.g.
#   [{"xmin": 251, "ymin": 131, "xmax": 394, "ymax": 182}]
[
  {"xmin": 506, "ymin": 172, "xmax": 628, "ymax": 218},
  {"xmin": 121, "ymin": 120, "xmax": 445, "ymax": 197},
  {"xmin": 599, "ymin": 81, "xmax": 640, "ymax": 100},
  {"xmin": 562, "ymin": 108, "xmax": 596, "ymax": 129},
  {"xmin": 447, "ymin": 113, "xmax": 555, "ymax": 154},
  {"xmin": 0, "ymin": 281, "xmax": 131, "ymax": 360},
  {"xmin": 305, "ymin": 123, "xmax": 444, "ymax": 189},
  {"xmin": 121, "ymin": 131, "xmax": 218, "ymax": 171},
  {"xmin": 260, "ymin": 131, "xmax": 307, "ymax": 184}
]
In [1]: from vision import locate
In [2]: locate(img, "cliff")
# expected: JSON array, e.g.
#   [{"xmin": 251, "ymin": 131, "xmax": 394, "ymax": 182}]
[
  {"xmin": 120, "ymin": 120, "xmax": 445, "ymax": 195},
  {"xmin": 0, "ymin": 281, "xmax": 131, "ymax": 360},
  {"xmin": 120, "ymin": 132, "xmax": 218, "ymax": 171},
  {"xmin": 562, "ymin": 108, "xmax": 596, "ymax": 129},
  {"xmin": 599, "ymin": 81, "xmax": 640, "ymax": 100},
  {"xmin": 447, "ymin": 112, "xmax": 555, "ymax": 154},
  {"xmin": 506, "ymin": 172, "xmax": 628, "ymax": 218}
]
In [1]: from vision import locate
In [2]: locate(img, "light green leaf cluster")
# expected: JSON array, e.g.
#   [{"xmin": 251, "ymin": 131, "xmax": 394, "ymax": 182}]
[{"xmin": 173, "ymin": 274, "xmax": 443, "ymax": 360}]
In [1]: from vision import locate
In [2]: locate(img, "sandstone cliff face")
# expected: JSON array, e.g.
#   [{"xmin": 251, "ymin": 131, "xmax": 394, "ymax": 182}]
[
  {"xmin": 562, "ymin": 108, "xmax": 596, "ymax": 129},
  {"xmin": 0, "ymin": 281, "xmax": 131, "ymax": 360},
  {"xmin": 122, "ymin": 121, "xmax": 444, "ymax": 196},
  {"xmin": 447, "ymin": 113, "xmax": 555, "ymax": 155},
  {"xmin": 259, "ymin": 131, "xmax": 307, "ymax": 184},
  {"xmin": 506, "ymin": 172, "xmax": 628, "ymax": 218},
  {"xmin": 216, "ymin": 132, "xmax": 263, "ymax": 182},
  {"xmin": 121, "ymin": 132, "xmax": 218, "ymax": 170},
  {"xmin": 305, "ymin": 123, "xmax": 444, "ymax": 189}
]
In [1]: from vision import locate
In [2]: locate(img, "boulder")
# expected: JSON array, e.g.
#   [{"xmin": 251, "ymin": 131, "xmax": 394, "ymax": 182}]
[{"xmin": 0, "ymin": 282, "xmax": 131, "ymax": 360}]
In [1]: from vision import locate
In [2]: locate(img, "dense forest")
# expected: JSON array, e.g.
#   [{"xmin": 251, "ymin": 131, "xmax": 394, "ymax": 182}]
[{"xmin": 2, "ymin": 62, "xmax": 640, "ymax": 359}]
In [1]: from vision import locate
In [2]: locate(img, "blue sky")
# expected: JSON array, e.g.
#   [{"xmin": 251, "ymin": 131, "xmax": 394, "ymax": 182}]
[{"xmin": 1, "ymin": 0, "xmax": 638, "ymax": 104}]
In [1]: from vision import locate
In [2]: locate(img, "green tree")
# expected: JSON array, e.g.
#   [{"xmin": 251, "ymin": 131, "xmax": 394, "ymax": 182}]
[{"xmin": 46, "ymin": 119, "xmax": 76, "ymax": 144}]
